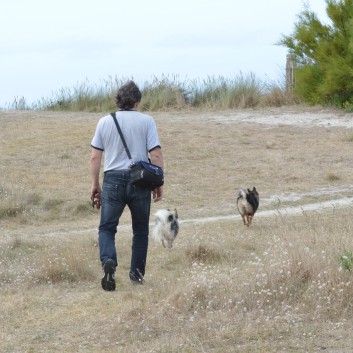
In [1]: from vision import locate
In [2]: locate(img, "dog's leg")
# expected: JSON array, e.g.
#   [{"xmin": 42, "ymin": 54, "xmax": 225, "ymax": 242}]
[
  {"xmin": 245, "ymin": 214, "xmax": 250, "ymax": 226},
  {"xmin": 161, "ymin": 239, "xmax": 166, "ymax": 248},
  {"xmin": 241, "ymin": 215, "xmax": 246, "ymax": 225},
  {"xmin": 247, "ymin": 214, "xmax": 255, "ymax": 226},
  {"xmin": 248, "ymin": 215, "xmax": 253, "ymax": 225}
]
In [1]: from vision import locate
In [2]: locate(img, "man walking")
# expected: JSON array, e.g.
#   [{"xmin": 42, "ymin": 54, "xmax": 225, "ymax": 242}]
[{"xmin": 90, "ymin": 81, "xmax": 164, "ymax": 291}]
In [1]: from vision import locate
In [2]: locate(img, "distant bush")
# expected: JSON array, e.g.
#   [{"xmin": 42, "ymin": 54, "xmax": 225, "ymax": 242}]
[{"xmin": 261, "ymin": 79, "xmax": 301, "ymax": 107}]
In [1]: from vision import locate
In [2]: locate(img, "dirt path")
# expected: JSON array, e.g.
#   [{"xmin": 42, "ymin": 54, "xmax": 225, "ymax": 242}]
[{"xmin": 10, "ymin": 191, "xmax": 352, "ymax": 238}]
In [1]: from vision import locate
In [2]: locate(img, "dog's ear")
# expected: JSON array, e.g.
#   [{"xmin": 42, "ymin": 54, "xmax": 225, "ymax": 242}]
[
  {"xmin": 253, "ymin": 187, "xmax": 257, "ymax": 191},
  {"xmin": 155, "ymin": 215, "xmax": 162, "ymax": 224},
  {"xmin": 174, "ymin": 208, "xmax": 178, "ymax": 219}
]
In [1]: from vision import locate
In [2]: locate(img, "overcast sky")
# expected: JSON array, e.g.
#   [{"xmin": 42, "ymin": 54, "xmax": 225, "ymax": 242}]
[{"xmin": 0, "ymin": 0, "xmax": 329, "ymax": 107}]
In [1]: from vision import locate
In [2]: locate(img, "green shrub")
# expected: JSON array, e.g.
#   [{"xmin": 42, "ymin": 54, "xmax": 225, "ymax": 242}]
[
  {"xmin": 338, "ymin": 249, "xmax": 353, "ymax": 272},
  {"xmin": 278, "ymin": 0, "xmax": 353, "ymax": 106}
]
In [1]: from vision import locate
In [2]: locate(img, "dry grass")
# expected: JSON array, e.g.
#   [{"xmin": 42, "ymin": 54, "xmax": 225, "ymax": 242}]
[{"xmin": 2, "ymin": 106, "xmax": 353, "ymax": 352}]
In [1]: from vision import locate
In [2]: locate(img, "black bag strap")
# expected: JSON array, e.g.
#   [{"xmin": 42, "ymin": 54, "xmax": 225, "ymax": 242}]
[{"xmin": 110, "ymin": 112, "xmax": 133, "ymax": 162}]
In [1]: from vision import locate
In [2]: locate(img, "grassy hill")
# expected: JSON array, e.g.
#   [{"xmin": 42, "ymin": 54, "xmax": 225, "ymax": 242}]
[{"xmin": 1, "ymin": 107, "xmax": 353, "ymax": 352}]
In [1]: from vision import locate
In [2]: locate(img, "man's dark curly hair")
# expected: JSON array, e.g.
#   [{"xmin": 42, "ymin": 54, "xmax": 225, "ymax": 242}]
[{"xmin": 115, "ymin": 80, "xmax": 142, "ymax": 110}]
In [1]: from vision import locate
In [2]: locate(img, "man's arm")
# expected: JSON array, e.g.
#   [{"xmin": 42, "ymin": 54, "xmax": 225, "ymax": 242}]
[
  {"xmin": 149, "ymin": 147, "xmax": 163, "ymax": 169},
  {"xmin": 149, "ymin": 147, "xmax": 164, "ymax": 202},
  {"xmin": 90, "ymin": 147, "xmax": 103, "ymax": 208}
]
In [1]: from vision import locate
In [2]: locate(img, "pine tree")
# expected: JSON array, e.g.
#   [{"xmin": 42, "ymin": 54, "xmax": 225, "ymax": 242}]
[{"xmin": 278, "ymin": 0, "xmax": 353, "ymax": 107}]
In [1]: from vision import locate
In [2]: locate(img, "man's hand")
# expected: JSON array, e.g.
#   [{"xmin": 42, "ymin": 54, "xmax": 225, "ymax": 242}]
[
  {"xmin": 91, "ymin": 191, "xmax": 102, "ymax": 210},
  {"xmin": 150, "ymin": 148, "xmax": 164, "ymax": 203},
  {"xmin": 152, "ymin": 186, "xmax": 163, "ymax": 202}
]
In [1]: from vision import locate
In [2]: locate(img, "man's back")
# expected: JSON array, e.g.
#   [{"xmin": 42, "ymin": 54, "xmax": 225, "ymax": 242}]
[{"xmin": 91, "ymin": 110, "xmax": 160, "ymax": 171}]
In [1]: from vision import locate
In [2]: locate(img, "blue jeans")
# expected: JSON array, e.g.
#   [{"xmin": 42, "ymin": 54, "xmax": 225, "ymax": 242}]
[{"xmin": 98, "ymin": 170, "xmax": 151, "ymax": 281}]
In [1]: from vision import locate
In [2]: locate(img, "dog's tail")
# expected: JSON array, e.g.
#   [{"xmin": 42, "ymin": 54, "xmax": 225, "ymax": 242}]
[{"xmin": 237, "ymin": 188, "xmax": 247, "ymax": 200}]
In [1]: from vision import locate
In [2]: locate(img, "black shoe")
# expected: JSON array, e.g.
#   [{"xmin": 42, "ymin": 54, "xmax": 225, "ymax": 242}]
[
  {"xmin": 101, "ymin": 259, "xmax": 116, "ymax": 291},
  {"xmin": 129, "ymin": 271, "xmax": 144, "ymax": 285}
]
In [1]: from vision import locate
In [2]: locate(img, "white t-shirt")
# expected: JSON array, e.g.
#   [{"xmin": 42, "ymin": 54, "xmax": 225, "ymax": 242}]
[{"xmin": 91, "ymin": 110, "xmax": 161, "ymax": 172}]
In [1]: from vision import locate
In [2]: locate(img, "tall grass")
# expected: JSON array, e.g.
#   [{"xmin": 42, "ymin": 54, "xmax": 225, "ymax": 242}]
[
  {"xmin": 2, "ymin": 210, "xmax": 353, "ymax": 352},
  {"xmin": 191, "ymin": 73, "xmax": 263, "ymax": 109},
  {"xmin": 2, "ymin": 73, "xmax": 298, "ymax": 112},
  {"xmin": 37, "ymin": 76, "xmax": 124, "ymax": 112},
  {"xmin": 0, "ymin": 236, "xmax": 97, "ymax": 286},
  {"xmin": 139, "ymin": 75, "xmax": 189, "ymax": 111}
]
